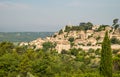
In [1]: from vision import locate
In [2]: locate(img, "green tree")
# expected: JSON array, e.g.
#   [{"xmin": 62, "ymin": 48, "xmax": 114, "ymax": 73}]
[
  {"xmin": 58, "ymin": 29, "xmax": 63, "ymax": 35},
  {"xmin": 64, "ymin": 25, "xmax": 71, "ymax": 32},
  {"xmin": 18, "ymin": 54, "xmax": 32, "ymax": 77},
  {"xmin": 111, "ymin": 37, "xmax": 120, "ymax": 45},
  {"xmin": 85, "ymin": 22, "xmax": 93, "ymax": 30},
  {"xmin": 113, "ymin": 55, "xmax": 120, "ymax": 71},
  {"xmin": 0, "ymin": 53, "xmax": 19, "ymax": 77},
  {"xmin": 32, "ymin": 53, "xmax": 55, "ymax": 77},
  {"xmin": 112, "ymin": 19, "xmax": 119, "ymax": 31},
  {"xmin": 113, "ymin": 19, "xmax": 119, "ymax": 26},
  {"xmin": 70, "ymin": 48, "xmax": 79, "ymax": 56},
  {"xmin": 68, "ymin": 37, "xmax": 74, "ymax": 48},
  {"xmin": 114, "ymin": 24, "xmax": 119, "ymax": 30},
  {"xmin": 68, "ymin": 37, "xmax": 74, "ymax": 43},
  {"xmin": 100, "ymin": 31, "xmax": 112, "ymax": 77},
  {"xmin": 79, "ymin": 22, "xmax": 93, "ymax": 31},
  {"xmin": 0, "ymin": 41, "xmax": 14, "ymax": 56},
  {"xmin": 42, "ymin": 41, "xmax": 56, "ymax": 51},
  {"xmin": 97, "ymin": 25, "xmax": 107, "ymax": 31}
]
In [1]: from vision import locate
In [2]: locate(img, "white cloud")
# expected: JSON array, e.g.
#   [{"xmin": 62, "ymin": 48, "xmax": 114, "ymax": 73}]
[{"xmin": 0, "ymin": 2, "xmax": 31, "ymax": 10}]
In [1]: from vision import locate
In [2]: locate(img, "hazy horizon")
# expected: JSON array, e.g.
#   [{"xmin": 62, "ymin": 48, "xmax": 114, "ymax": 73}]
[{"xmin": 0, "ymin": 0, "xmax": 120, "ymax": 32}]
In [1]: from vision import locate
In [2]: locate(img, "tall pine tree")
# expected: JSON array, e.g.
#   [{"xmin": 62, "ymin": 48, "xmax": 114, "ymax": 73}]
[{"xmin": 100, "ymin": 31, "xmax": 112, "ymax": 77}]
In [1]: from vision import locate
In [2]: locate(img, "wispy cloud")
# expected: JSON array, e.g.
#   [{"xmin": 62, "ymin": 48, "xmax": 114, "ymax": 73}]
[{"xmin": 0, "ymin": 2, "xmax": 31, "ymax": 10}]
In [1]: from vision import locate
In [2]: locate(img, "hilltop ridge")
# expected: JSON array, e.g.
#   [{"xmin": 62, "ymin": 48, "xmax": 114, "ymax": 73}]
[{"xmin": 20, "ymin": 22, "xmax": 120, "ymax": 53}]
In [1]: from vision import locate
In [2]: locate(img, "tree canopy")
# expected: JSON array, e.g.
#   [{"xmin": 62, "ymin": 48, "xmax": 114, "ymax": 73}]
[{"xmin": 100, "ymin": 31, "xmax": 112, "ymax": 77}]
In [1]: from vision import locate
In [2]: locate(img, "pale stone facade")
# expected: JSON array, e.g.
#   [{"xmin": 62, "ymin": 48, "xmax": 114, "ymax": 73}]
[{"xmin": 19, "ymin": 25, "xmax": 120, "ymax": 53}]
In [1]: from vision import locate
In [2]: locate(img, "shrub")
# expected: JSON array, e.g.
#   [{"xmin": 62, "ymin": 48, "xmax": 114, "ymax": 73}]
[
  {"xmin": 95, "ymin": 48, "xmax": 101, "ymax": 55},
  {"xmin": 61, "ymin": 49, "xmax": 68, "ymax": 54},
  {"xmin": 111, "ymin": 37, "xmax": 120, "ymax": 45},
  {"xmin": 87, "ymin": 42, "xmax": 92, "ymax": 46}
]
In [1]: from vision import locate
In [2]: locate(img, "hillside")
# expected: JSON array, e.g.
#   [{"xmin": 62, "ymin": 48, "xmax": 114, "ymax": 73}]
[
  {"xmin": 1, "ymin": 22, "xmax": 120, "ymax": 77},
  {"xmin": 0, "ymin": 32, "xmax": 54, "ymax": 42},
  {"xmin": 20, "ymin": 22, "xmax": 120, "ymax": 53}
]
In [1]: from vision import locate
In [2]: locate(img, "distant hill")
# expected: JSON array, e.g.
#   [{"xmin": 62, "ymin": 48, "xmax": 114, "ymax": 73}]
[{"xmin": 0, "ymin": 32, "xmax": 54, "ymax": 42}]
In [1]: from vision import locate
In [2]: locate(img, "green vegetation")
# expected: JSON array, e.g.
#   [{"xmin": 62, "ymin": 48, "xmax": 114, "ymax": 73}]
[
  {"xmin": 113, "ymin": 19, "xmax": 119, "ymax": 26},
  {"xmin": 42, "ymin": 41, "xmax": 56, "ymax": 51},
  {"xmin": 1, "ymin": 29, "xmax": 120, "ymax": 76},
  {"xmin": 58, "ymin": 29, "xmax": 63, "ymax": 35},
  {"xmin": 1, "ymin": 19, "xmax": 120, "ymax": 77},
  {"xmin": 100, "ymin": 31, "xmax": 112, "ymax": 77},
  {"xmin": 0, "ymin": 41, "xmax": 120, "ymax": 77},
  {"xmin": 112, "ymin": 19, "xmax": 119, "ymax": 31},
  {"xmin": 81, "ymin": 22, "xmax": 93, "ymax": 31},
  {"xmin": 63, "ymin": 22, "xmax": 93, "ymax": 32},
  {"xmin": 111, "ymin": 37, "xmax": 120, "ymax": 45},
  {"xmin": 68, "ymin": 37, "xmax": 74, "ymax": 43},
  {"xmin": 1, "ymin": 28, "xmax": 120, "ymax": 77},
  {"xmin": 68, "ymin": 37, "xmax": 75, "ymax": 47},
  {"xmin": 0, "ymin": 32, "xmax": 54, "ymax": 42},
  {"xmin": 113, "ymin": 54, "xmax": 120, "ymax": 72},
  {"xmin": 96, "ymin": 25, "xmax": 109, "ymax": 32}
]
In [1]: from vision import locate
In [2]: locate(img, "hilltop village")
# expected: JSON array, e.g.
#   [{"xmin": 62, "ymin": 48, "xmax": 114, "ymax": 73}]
[
  {"xmin": 20, "ymin": 22, "xmax": 120, "ymax": 53},
  {"xmin": 1, "ymin": 22, "xmax": 120, "ymax": 77}
]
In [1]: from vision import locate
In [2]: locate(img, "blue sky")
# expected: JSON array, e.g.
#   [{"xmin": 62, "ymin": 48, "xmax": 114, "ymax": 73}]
[{"xmin": 0, "ymin": 0, "xmax": 120, "ymax": 32}]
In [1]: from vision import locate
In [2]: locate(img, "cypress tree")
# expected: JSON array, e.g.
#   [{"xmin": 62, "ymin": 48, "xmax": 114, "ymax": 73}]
[{"xmin": 100, "ymin": 31, "xmax": 112, "ymax": 77}]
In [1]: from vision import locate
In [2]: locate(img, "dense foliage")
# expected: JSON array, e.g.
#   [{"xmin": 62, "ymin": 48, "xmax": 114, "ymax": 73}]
[
  {"xmin": 95, "ymin": 25, "xmax": 109, "ymax": 32},
  {"xmin": 63, "ymin": 22, "xmax": 93, "ymax": 32},
  {"xmin": 0, "ymin": 41, "xmax": 120, "ymax": 77},
  {"xmin": 100, "ymin": 31, "xmax": 112, "ymax": 77},
  {"xmin": 111, "ymin": 37, "xmax": 120, "ymax": 45}
]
